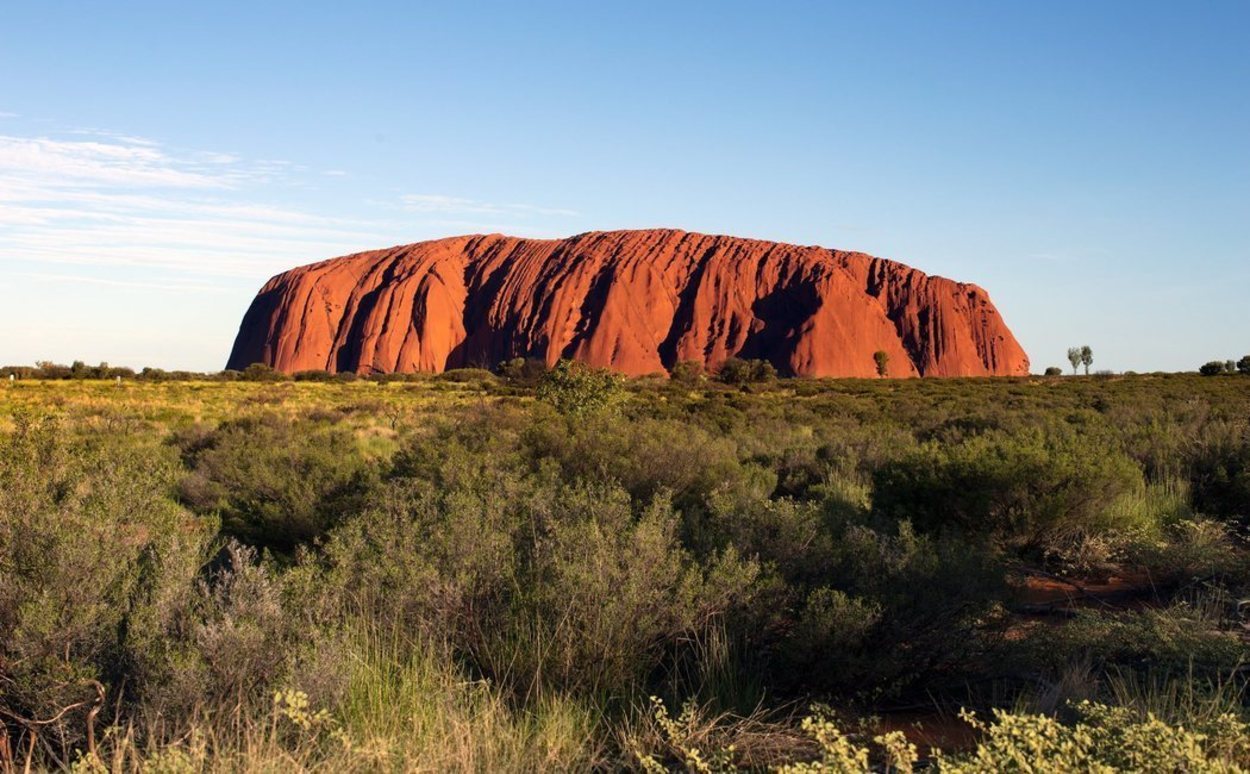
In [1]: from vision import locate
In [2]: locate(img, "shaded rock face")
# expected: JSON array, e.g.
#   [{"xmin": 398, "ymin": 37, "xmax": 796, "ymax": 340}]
[{"xmin": 227, "ymin": 229, "xmax": 1030, "ymax": 378}]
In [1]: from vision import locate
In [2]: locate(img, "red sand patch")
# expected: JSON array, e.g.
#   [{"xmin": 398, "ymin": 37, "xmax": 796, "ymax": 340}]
[
  {"xmin": 875, "ymin": 711, "xmax": 979, "ymax": 757},
  {"xmin": 1015, "ymin": 571, "xmax": 1156, "ymax": 609}
]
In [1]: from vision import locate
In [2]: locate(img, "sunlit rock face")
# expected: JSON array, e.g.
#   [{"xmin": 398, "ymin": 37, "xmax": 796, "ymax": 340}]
[{"xmin": 227, "ymin": 229, "xmax": 1030, "ymax": 378}]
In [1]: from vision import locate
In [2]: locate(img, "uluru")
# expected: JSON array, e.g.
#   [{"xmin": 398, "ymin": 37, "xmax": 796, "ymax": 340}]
[{"xmin": 227, "ymin": 229, "xmax": 1030, "ymax": 378}]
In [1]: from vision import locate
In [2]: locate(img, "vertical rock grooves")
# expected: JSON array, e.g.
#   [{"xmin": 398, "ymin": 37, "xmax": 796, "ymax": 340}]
[{"xmin": 227, "ymin": 229, "xmax": 1030, "ymax": 378}]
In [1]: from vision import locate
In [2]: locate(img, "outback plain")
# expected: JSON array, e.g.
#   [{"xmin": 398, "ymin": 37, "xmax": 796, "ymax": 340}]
[{"xmin": 2, "ymin": 366, "xmax": 1249, "ymax": 770}]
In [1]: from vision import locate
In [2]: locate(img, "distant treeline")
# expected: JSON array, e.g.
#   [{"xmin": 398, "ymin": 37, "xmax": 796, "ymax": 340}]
[
  {"xmin": 0, "ymin": 360, "xmax": 355, "ymax": 382},
  {"xmin": 0, "ymin": 357, "xmax": 775, "ymax": 385},
  {"xmin": 5, "ymin": 354, "xmax": 1247, "ymax": 383},
  {"xmin": 1200, "ymin": 356, "xmax": 1250, "ymax": 376}
]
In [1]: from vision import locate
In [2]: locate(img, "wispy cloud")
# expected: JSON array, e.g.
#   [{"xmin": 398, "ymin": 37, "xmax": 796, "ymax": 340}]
[
  {"xmin": 0, "ymin": 129, "xmax": 582, "ymax": 289},
  {"xmin": 0, "ymin": 134, "xmax": 230, "ymax": 188},
  {"xmin": 22, "ymin": 272, "xmax": 232, "ymax": 293},
  {"xmin": 0, "ymin": 132, "xmax": 391, "ymax": 281},
  {"xmin": 401, "ymin": 193, "xmax": 578, "ymax": 218}
]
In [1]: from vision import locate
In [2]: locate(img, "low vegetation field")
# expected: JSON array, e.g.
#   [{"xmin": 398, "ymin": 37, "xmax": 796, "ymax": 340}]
[{"xmin": 2, "ymin": 368, "xmax": 1249, "ymax": 770}]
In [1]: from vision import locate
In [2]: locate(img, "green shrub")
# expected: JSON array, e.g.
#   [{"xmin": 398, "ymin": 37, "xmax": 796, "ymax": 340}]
[
  {"xmin": 497, "ymin": 356, "xmax": 549, "ymax": 385},
  {"xmin": 0, "ymin": 416, "xmax": 211, "ymax": 744},
  {"xmin": 241, "ymin": 362, "xmax": 284, "ymax": 381},
  {"xmin": 176, "ymin": 414, "xmax": 377, "ymax": 550},
  {"xmin": 1189, "ymin": 422, "xmax": 1250, "ymax": 522},
  {"xmin": 872, "ymin": 426, "xmax": 1146, "ymax": 554},
  {"xmin": 780, "ymin": 588, "xmax": 883, "ymax": 691},
  {"xmin": 319, "ymin": 471, "xmax": 759, "ymax": 699},
  {"xmin": 293, "ymin": 369, "xmax": 334, "ymax": 381},
  {"xmin": 536, "ymin": 359, "xmax": 624, "ymax": 415},
  {"xmin": 940, "ymin": 702, "xmax": 1250, "ymax": 772},
  {"xmin": 699, "ymin": 489, "xmax": 834, "ymax": 585},
  {"xmin": 523, "ymin": 413, "xmax": 749, "ymax": 512},
  {"xmin": 316, "ymin": 475, "xmax": 523, "ymax": 641},
  {"xmin": 669, "ymin": 359, "xmax": 705, "ymax": 385},
  {"xmin": 1017, "ymin": 604, "xmax": 1247, "ymax": 679},
  {"xmin": 436, "ymin": 367, "xmax": 498, "ymax": 384},
  {"xmin": 1131, "ymin": 518, "xmax": 1245, "ymax": 584},
  {"xmin": 641, "ymin": 700, "xmax": 1250, "ymax": 772},
  {"xmin": 135, "ymin": 541, "xmax": 305, "ymax": 721},
  {"xmin": 717, "ymin": 357, "xmax": 777, "ymax": 385},
  {"xmin": 498, "ymin": 486, "xmax": 759, "ymax": 696},
  {"xmin": 810, "ymin": 522, "xmax": 1007, "ymax": 695}
]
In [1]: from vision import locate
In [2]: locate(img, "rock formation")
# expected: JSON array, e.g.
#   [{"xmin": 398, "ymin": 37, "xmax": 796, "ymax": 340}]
[{"xmin": 227, "ymin": 229, "xmax": 1030, "ymax": 378}]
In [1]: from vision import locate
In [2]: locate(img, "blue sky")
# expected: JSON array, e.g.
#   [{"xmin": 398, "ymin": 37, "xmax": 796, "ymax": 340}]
[{"xmin": 1, "ymin": 1, "xmax": 1246, "ymax": 372}]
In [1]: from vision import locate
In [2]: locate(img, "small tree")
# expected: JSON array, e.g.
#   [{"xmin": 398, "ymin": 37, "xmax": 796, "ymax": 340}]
[
  {"xmin": 536, "ymin": 359, "xmax": 623, "ymax": 415},
  {"xmin": 1199, "ymin": 361, "xmax": 1226, "ymax": 376},
  {"xmin": 873, "ymin": 350, "xmax": 890, "ymax": 378},
  {"xmin": 1080, "ymin": 345, "xmax": 1093, "ymax": 376},
  {"xmin": 293, "ymin": 369, "xmax": 334, "ymax": 382},
  {"xmin": 498, "ymin": 357, "xmax": 548, "ymax": 386},
  {"xmin": 1067, "ymin": 348, "xmax": 1082, "ymax": 375},
  {"xmin": 717, "ymin": 357, "xmax": 777, "ymax": 386},
  {"xmin": 755, "ymin": 359, "xmax": 779, "ymax": 382},
  {"xmin": 242, "ymin": 362, "xmax": 282, "ymax": 382},
  {"xmin": 668, "ymin": 360, "xmax": 704, "ymax": 385},
  {"xmin": 1044, "ymin": 366, "xmax": 1063, "ymax": 377},
  {"xmin": 1238, "ymin": 355, "xmax": 1250, "ymax": 375}
]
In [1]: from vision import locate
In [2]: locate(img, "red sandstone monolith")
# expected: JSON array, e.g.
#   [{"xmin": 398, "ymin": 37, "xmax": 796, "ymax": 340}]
[{"xmin": 227, "ymin": 229, "xmax": 1030, "ymax": 378}]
